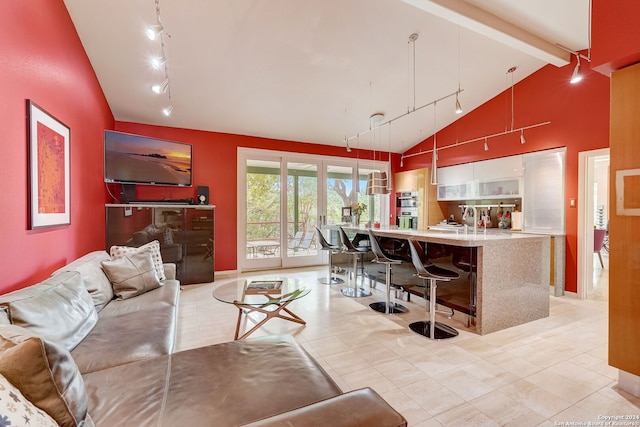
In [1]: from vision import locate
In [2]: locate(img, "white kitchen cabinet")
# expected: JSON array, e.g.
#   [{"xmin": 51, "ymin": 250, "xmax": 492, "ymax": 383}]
[
  {"xmin": 473, "ymin": 155, "xmax": 523, "ymax": 181},
  {"xmin": 522, "ymin": 148, "xmax": 566, "ymax": 234},
  {"xmin": 437, "ymin": 163, "xmax": 474, "ymax": 184},
  {"xmin": 436, "ymin": 156, "xmax": 523, "ymax": 200},
  {"xmin": 476, "ymin": 177, "xmax": 521, "ymax": 198}
]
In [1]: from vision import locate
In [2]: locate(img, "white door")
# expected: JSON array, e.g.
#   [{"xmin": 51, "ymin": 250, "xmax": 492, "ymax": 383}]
[{"xmin": 238, "ymin": 148, "xmax": 389, "ymax": 271}]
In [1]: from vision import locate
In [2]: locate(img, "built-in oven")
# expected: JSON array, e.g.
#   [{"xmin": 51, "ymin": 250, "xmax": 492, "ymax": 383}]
[{"xmin": 396, "ymin": 192, "xmax": 418, "ymax": 229}]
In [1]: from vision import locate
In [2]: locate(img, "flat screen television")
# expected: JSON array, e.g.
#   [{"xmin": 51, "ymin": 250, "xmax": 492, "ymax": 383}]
[{"xmin": 104, "ymin": 130, "xmax": 192, "ymax": 187}]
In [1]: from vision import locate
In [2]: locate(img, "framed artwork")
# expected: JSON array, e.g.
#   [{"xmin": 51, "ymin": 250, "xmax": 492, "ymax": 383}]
[
  {"xmin": 27, "ymin": 100, "xmax": 71, "ymax": 229},
  {"xmin": 341, "ymin": 207, "xmax": 352, "ymax": 223}
]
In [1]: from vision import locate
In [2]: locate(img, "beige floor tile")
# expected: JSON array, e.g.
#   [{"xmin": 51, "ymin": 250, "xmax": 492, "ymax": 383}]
[
  {"xmin": 375, "ymin": 359, "xmax": 431, "ymax": 387},
  {"xmin": 435, "ymin": 402, "xmax": 500, "ymax": 426},
  {"xmin": 499, "ymin": 379, "xmax": 573, "ymax": 419},
  {"xmin": 470, "ymin": 390, "xmax": 547, "ymax": 426},
  {"xmin": 432, "ymin": 367, "xmax": 496, "ymax": 401},
  {"xmin": 380, "ymin": 388, "xmax": 433, "ymax": 426},
  {"xmin": 459, "ymin": 359, "xmax": 520, "ymax": 389},
  {"xmin": 403, "ymin": 378, "xmax": 467, "ymax": 416},
  {"xmin": 174, "ymin": 264, "xmax": 625, "ymax": 427}
]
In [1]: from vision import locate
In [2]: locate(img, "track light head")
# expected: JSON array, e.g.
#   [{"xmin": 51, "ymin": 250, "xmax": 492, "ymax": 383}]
[
  {"xmin": 146, "ymin": 24, "xmax": 163, "ymax": 40},
  {"xmin": 152, "ymin": 79, "xmax": 169, "ymax": 94},
  {"xmin": 162, "ymin": 105, "xmax": 173, "ymax": 116},
  {"xmin": 570, "ymin": 55, "xmax": 582, "ymax": 84},
  {"xmin": 520, "ymin": 130, "xmax": 526, "ymax": 144},
  {"xmin": 484, "ymin": 139, "xmax": 489, "ymax": 151},
  {"xmin": 151, "ymin": 56, "xmax": 166, "ymax": 69},
  {"xmin": 345, "ymin": 139, "xmax": 352, "ymax": 152},
  {"xmin": 455, "ymin": 94, "xmax": 463, "ymax": 114}
]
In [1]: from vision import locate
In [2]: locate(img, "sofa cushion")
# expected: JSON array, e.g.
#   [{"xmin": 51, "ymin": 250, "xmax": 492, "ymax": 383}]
[
  {"xmin": 98, "ymin": 280, "xmax": 180, "ymax": 319},
  {"xmin": 0, "ymin": 325, "xmax": 89, "ymax": 427},
  {"xmin": 0, "ymin": 271, "xmax": 98, "ymax": 351},
  {"xmin": 53, "ymin": 251, "xmax": 114, "ymax": 312},
  {"xmin": 82, "ymin": 336, "xmax": 342, "ymax": 427},
  {"xmin": 0, "ymin": 373, "xmax": 59, "ymax": 427},
  {"xmin": 101, "ymin": 251, "xmax": 161, "ymax": 300},
  {"xmin": 242, "ymin": 388, "xmax": 407, "ymax": 427},
  {"xmin": 160, "ymin": 336, "xmax": 342, "ymax": 426},
  {"xmin": 71, "ymin": 303, "xmax": 176, "ymax": 374},
  {"xmin": 110, "ymin": 240, "xmax": 166, "ymax": 281}
]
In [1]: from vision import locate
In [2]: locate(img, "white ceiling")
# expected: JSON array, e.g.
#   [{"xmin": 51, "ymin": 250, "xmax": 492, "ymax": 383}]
[{"xmin": 63, "ymin": 0, "xmax": 589, "ymax": 153}]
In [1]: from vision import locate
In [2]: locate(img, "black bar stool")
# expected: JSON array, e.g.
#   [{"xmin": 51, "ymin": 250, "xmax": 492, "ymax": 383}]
[
  {"xmin": 407, "ymin": 239, "xmax": 460, "ymax": 339},
  {"xmin": 368, "ymin": 230, "xmax": 408, "ymax": 314},
  {"xmin": 315, "ymin": 227, "xmax": 344, "ymax": 285},
  {"xmin": 338, "ymin": 226, "xmax": 371, "ymax": 297}
]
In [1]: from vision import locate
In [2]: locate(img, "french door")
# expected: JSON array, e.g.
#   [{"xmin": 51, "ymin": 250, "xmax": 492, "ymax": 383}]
[{"xmin": 238, "ymin": 148, "xmax": 389, "ymax": 271}]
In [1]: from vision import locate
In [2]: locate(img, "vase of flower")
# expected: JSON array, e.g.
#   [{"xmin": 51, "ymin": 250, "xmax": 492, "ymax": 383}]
[{"xmin": 351, "ymin": 201, "xmax": 367, "ymax": 226}]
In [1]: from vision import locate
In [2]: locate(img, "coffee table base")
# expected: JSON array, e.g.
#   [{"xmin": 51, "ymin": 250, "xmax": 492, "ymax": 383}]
[{"xmin": 233, "ymin": 297, "xmax": 306, "ymax": 340}]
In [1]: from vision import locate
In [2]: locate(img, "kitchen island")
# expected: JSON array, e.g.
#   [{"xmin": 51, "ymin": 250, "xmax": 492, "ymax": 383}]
[{"xmin": 342, "ymin": 226, "xmax": 551, "ymax": 335}]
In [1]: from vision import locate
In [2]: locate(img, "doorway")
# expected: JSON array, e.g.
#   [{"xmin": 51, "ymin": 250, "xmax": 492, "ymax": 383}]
[
  {"xmin": 237, "ymin": 148, "xmax": 389, "ymax": 272},
  {"xmin": 577, "ymin": 148, "xmax": 610, "ymax": 300}
]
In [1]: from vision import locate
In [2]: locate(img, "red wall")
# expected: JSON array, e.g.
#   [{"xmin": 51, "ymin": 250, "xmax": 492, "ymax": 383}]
[
  {"xmin": 114, "ymin": 122, "xmax": 388, "ymax": 272},
  {"xmin": 0, "ymin": 1, "xmax": 114, "ymax": 292},
  {"xmin": 3, "ymin": 1, "xmax": 638, "ymax": 294},
  {"xmin": 592, "ymin": 0, "xmax": 640, "ymax": 75},
  {"xmin": 401, "ymin": 59, "xmax": 611, "ymax": 293}
]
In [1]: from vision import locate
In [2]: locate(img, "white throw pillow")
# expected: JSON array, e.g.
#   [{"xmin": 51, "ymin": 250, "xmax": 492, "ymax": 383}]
[
  {"xmin": 110, "ymin": 240, "xmax": 166, "ymax": 281},
  {"xmin": 0, "ymin": 373, "xmax": 59, "ymax": 427}
]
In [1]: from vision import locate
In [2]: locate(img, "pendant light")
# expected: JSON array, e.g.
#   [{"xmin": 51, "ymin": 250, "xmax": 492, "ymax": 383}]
[
  {"xmin": 366, "ymin": 113, "xmax": 389, "ymax": 195},
  {"xmin": 430, "ymin": 101, "xmax": 438, "ymax": 185},
  {"xmin": 386, "ymin": 121, "xmax": 393, "ymax": 192}
]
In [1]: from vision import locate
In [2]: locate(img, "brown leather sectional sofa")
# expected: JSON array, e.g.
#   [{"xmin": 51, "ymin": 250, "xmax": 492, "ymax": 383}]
[{"xmin": 0, "ymin": 250, "xmax": 406, "ymax": 426}]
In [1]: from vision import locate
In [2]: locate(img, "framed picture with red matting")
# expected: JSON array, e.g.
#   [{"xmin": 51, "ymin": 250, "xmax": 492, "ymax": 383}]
[{"xmin": 27, "ymin": 100, "xmax": 70, "ymax": 229}]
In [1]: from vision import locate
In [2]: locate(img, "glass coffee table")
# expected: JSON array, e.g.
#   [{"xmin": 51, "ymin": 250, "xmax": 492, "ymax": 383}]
[{"xmin": 213, "ymin": 277, "xmax": 310, "ymax": 340}]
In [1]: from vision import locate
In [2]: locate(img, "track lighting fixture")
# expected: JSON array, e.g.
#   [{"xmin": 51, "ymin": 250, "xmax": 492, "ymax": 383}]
[
  {"xmin": 151, "ymin": 56, "xmax": 166, "ymax": 69},
  {"xmin": 146, "ymin": 23, "xmax": 163, "ymax": 41},
  {"xmin": 520, "ymin": 130, "xmax": 526, "ymax": 144},
  {"xmin": 345, "ymin": 139, "xmax": 352, "ymax": 152},
  {"xmin": 455, "ymin": 93, "xmax": 463, "ymax": 114},
  {"xmin": 400, "ymin": 155, "xmax": 404, "ymax": 167},
  {"xmin": 484, "ymin": 138, "xmax": 489, "ymax": 151},
  {"xmin": 570, "ymin": 54, "xmax": 582, "ymax": 84},
  {"xmin": 162, "ymin": 105, "xmax": 173, "ymax": 116},
  {"xmin": 152, "ymin": 79, "xmax": 169, "ymax": 94}
]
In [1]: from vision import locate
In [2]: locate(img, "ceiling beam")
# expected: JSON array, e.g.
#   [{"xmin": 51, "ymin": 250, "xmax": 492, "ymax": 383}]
[{"xmin": 402, "ymin": 0, "xmax": 571, "ymax": 67}]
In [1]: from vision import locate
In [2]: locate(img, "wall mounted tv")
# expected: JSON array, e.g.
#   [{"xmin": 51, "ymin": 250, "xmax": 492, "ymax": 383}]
[{"xmin": 104, "ymin": 130, "xmax": 192, "ymax": 187}]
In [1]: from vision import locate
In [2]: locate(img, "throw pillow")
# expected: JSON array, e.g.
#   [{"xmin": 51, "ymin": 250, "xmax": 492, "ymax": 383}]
[
  {"xmin": 110, "ymin": 240, "xmax": 166, "ymax": 281},
  {"xmin": 0, "ymin": 373, "xmax": 59, "ymax": 427},
  {"xmin": 0, "ymin": 271, "xmax": 99, "ymax": 351},
  {"xmin": 52, "ymin": 250, "xmax": 115, "ymax": 312},
  {"xmin": 101, "ymin": 250, "xmax": 161, "ymax": 300},
  {"xmin": 0, "ymin": 324, "xmax": 89, "ymax": 427}
]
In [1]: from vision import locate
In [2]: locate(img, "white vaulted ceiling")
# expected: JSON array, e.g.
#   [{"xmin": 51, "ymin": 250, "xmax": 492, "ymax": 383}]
[{"xmin": 63, "ymin": 0, "xmax": 590, "ymax": 153}]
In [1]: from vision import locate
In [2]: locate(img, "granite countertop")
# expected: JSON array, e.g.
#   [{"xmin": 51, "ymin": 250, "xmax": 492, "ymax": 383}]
[{"xmin": 343, "ymin": 225, "xmax": 550, "ymax": 247}]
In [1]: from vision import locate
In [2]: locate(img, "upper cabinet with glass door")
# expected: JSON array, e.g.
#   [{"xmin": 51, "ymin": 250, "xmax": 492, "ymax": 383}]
[
  {"xmin": 437, "ymin": 155, "xmax": 523, "ymax": 200},
  {"xmin": 437, "ymin": 163, "xmax": 475, "ymax": 200}
]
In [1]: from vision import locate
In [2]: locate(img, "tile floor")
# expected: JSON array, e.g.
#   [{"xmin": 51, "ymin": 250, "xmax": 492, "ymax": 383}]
[{"xmin": 175, "ymin": 253, "xmax": 639, "ymax": 426}]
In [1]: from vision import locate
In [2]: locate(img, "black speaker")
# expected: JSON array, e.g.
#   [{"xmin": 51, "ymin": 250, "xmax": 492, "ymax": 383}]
[
  {"xmin": 120, "ymin": 184, "xmax": 136, "ymax": 203},
  {"xmin": 197, "ymin": 186, "xmax": 209, "ymax": 205}
]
